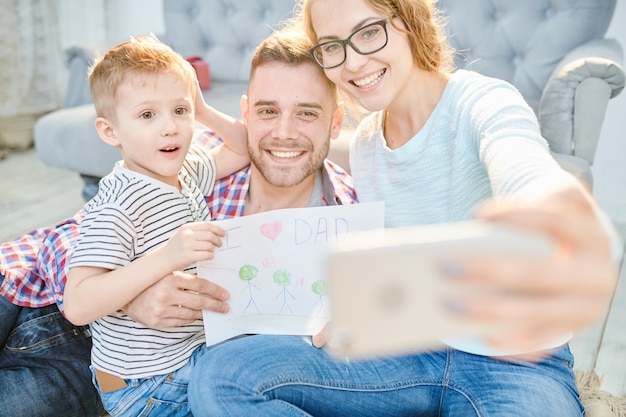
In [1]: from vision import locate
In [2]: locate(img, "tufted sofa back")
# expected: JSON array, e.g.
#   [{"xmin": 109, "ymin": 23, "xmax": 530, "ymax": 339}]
[
  {"xmin": 163, "ymin": 0, "xmax": 618, "ymax": 113},
  {"xmin": 163, "ymin": 0, "xmax": 295, "ymax": 83},
  {"xmin": 437, "ymin": 0, "xmax": 617, "ymax": 112}
]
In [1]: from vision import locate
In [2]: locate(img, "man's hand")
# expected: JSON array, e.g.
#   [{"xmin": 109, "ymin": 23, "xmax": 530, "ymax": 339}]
[
  {"xmin": 122, "ymin": 270, "xmax": 230, "ymax": 328},
  {"xmin": 312, "ymin": 323, "xmax": 329, "ymax": 348}
]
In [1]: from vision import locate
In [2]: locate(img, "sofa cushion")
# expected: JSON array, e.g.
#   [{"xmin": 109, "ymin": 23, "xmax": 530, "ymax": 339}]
[{"xmin": 34, "ymin": 105, "xmax": 120, "ymax": 178}]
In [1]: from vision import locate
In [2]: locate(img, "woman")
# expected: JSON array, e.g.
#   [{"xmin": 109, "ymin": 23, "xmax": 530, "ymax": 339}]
[{"xmin": 188, "ymin": 1, "xmax": 620, "ymax": 415}]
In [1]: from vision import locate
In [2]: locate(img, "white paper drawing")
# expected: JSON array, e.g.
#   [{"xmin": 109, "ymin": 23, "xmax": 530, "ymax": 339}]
[{"xmin": 198, "ymin": 201, "xmax": 385, "ymax": 346}]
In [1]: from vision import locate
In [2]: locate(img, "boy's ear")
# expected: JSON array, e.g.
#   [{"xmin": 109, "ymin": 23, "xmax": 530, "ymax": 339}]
[{"xmin": 94, "ymin": 117, "xmax": 120, "ymax": 146}]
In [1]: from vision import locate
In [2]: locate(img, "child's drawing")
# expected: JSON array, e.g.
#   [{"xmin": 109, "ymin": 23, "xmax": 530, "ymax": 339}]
[
  {"xmin": 239, "ymin": 264, "xmax": 260, "ymax": 313},
  {"xmin": 260, "ymin": 221, "xmax": 282, "ymax": 241},
  {"xmin": 260, "ymin": 221, "xmax": 281, "ymax": 269},
  {"xmin": 262, "ymin": 257, "xmax": 276, "ymax": 269},
  {"xmin": 311, "ymin": 280, "xmax": 328, "ymax": 315},
  {"xmin": 273, "ymin": 268, "xmax": 295, "ymax": 314},
  {"xmin": 198, "ymin": 201, "xmax": 385, "ymax": 346}
]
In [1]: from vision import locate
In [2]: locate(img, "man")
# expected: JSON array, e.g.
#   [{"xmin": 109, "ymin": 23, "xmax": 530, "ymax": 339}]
[{"xmin": 0, "ymin": 29, "xmax": 353, "ymax": 416}]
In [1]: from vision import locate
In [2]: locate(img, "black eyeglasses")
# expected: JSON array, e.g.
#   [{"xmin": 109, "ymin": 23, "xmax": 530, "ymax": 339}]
[{"xmin": 310, "ymin": 18, "xmax": 391, "ymax": 69}]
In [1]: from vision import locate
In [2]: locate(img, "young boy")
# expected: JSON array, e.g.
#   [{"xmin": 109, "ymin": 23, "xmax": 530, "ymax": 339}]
[{"xmin": 62, "ymin": 35, "xmax": 249, "ymax": 416}]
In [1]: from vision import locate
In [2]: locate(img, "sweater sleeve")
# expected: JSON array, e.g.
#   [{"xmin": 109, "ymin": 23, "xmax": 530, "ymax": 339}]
[
  {"xmin": 470, "ymin": 80, "xmax": 578, "ymax": 201},
  {"xmin": 469, "ymin": 79, "xmax": 623, "ymax": 263}
]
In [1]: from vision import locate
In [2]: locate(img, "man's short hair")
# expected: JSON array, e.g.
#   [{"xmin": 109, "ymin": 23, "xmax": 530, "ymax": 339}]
[{"xmin": 250, "ymin": 30, "xmax": 338, "ymax": 101}]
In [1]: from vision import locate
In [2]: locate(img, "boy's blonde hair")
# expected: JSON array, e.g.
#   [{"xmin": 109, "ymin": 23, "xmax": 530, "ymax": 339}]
[{"xmin": 88, "ymin": 34, "xmax": 197, "ymax": 118}]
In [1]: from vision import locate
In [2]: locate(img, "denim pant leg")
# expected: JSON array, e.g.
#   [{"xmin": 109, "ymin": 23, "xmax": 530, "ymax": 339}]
[
  {"xmin": 95, "ymin": 344, "xmax": 212, "ymax": 417},
  {"xmin": 188, "ymin": 335, "xmax": 585, "ymax": 417},
  {"xmin": 188, "ymin": 334, "xmax": 448, "ymax": 417},
  {"xmin": 0, "ymin": 292, "xmax": 19, "ymax": 348},
  {"xmin": 0, "ymin": 292, "xmax": 104, "ymax": 417},
  {"xmin": 446, "ymin": 346, "xmax": 584, "ymax": 417}
]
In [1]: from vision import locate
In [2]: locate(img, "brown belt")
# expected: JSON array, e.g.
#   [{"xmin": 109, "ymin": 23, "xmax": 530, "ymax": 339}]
[{"xmin": 94, "ymin": 368, "xmax": 128, "ymax": 393}]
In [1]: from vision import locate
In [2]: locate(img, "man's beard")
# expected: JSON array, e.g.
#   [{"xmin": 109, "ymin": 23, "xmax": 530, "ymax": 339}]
[{"xmin": 248, "ymin": 139, "xmax": 329, "ymax": 188}]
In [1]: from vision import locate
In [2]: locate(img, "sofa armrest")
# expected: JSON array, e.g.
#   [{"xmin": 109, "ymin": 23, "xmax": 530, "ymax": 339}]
[
  {"xmin": 538, "ymin": 38, "xmax": 625, "ymax": 164},
  {"xmin": 34, "ymin": 104, "xmax": 120, "ymax": 177}
]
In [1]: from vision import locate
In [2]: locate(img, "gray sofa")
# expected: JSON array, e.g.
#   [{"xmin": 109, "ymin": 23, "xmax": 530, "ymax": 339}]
[{"xmin": 34, "ymin": 0, "xmax": 624, "ymax": 199}]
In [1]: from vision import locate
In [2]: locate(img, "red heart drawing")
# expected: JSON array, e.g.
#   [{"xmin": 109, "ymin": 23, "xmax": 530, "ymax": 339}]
[{"xmin": 260, "ymin": 221, "xmax": 282, "ymax": 241}]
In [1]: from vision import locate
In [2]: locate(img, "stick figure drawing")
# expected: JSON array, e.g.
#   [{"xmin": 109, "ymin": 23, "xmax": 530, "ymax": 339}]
[
  {"xmin": 239, "ymin": 264, "xmax": 260, "ymax": 314},
  {"xmin": 273, "ymin": 269, "xmax": 295, "ymax": 314},
  {"xmin": 311, "ymin": 280, "xmax": 328, "ymax": 315},
  {"xmin": 197, "ymin": 202, "xmax": 385, "ymax": 347}
]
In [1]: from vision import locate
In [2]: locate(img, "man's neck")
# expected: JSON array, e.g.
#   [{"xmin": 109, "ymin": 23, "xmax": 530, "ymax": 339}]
[{"xmin": 244, "ymin": 170, "xmax": 317, "ymax": 216}]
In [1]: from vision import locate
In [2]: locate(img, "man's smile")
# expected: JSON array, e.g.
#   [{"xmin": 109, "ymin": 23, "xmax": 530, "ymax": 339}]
[{"xmin": 268, "ymin": 150, "xmax": 306, "ymax": 158}]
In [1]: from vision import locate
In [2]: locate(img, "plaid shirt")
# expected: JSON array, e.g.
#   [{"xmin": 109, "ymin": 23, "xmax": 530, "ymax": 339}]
[{"xmin": 0, "ymin": 130, "xmax": 356, "ymax": 311}]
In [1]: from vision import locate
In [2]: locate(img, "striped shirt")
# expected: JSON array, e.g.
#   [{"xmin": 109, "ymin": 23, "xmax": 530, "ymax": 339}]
[{"xmin": 69, "ymin": 143, "xmax": 215, "ymax": 379}]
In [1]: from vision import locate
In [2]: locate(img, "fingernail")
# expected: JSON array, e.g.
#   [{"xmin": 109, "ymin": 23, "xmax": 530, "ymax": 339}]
[
  {"xmin": 443, "ymin": 297, "xmax": 467, "ymax": 315},
  {"xmin": 439, "ymin": 260, "xmax": 464, "ymax": 279}
]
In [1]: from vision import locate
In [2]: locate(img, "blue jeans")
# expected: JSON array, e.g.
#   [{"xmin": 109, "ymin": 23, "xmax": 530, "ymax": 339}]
[
  {"xmin": 188, "ymin": 335, "xmax": 584, "ymax": 417},
  {"xmin": 94, "ymin": 344, "xmax": 212, "ymax": 417},
  {"xmin": 0, "ymin": 276, "xmax": 104, "ymax": 417}
]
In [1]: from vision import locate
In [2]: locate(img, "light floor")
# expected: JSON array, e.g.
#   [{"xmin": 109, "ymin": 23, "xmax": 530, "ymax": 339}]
[{"xmin": 1, "ymin": 147, "xmax": 624, "ymax": 400}]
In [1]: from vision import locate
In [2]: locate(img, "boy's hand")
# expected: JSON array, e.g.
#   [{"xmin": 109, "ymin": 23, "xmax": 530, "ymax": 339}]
[{"xmin": 163, "ymin": 221, "xmax": 226, "ymax": 271}]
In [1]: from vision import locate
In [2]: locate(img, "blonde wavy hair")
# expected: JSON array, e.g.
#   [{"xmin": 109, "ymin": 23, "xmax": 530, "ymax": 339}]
[{"xmin": 290, "ymin": 0, "xmax": 455, "ymax": 73}]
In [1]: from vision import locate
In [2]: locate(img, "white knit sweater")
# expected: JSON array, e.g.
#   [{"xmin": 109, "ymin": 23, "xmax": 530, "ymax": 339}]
[{"xmin": 350, "ymin": 69, "xmax": 574, "ymax": 229}]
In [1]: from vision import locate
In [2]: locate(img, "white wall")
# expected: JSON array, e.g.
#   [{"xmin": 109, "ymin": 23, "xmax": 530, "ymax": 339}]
[
  {"xmin": 55, "ymin": 0, "xmax": 165, "ymax": 106},
  {"xmin": 593, "ymin": 0, "xmax": 626, "ymax": 225},
  {"xmin": 57, "ymin": 0, "xmax": 164, "ymax": 51},
  {"xmin": 106, "ymin": 1, "xmax": 165, "ymax": 45}
]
